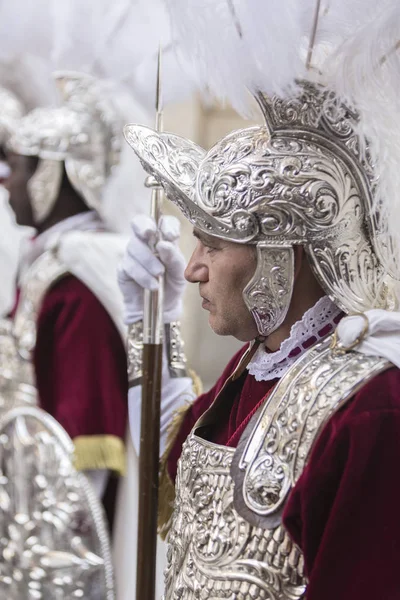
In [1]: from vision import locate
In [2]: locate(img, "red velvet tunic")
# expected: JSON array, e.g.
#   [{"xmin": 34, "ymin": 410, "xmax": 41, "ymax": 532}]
[
  {"xmin": 168, "ymin": 344, "xmax": 400, "ymax": 599},
  {"xmin": 33, "ymin": 275, "xmax": 128, "ymax": 446},
  {"xmin": 33, "ymin": 275, "xmax": 128, "ymax": 450}
]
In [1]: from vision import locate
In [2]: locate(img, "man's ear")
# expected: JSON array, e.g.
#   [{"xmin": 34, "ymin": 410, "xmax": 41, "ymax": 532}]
[{"xmin": 293, "ymin": 245, "xmax": 304, "ymax": 280}]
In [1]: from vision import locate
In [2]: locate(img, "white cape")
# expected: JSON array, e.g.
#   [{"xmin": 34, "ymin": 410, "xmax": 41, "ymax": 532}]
[{"xmin": 55, "ymin": 229, "xmax": 167, "ymax": 600}]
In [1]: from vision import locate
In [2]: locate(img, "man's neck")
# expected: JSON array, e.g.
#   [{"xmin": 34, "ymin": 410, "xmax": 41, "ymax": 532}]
[{"xmin": 36, "ymin": 207, "xmax": 89, "ymax": 235}]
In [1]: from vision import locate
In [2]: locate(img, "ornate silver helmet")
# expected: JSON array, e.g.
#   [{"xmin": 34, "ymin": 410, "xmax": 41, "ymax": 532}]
[
  {"xmin": 124, "ymin": 81, "xmax": 398, "ymax": 337},
  {"xmin": 0, "ymin": 86, "xmax": 24, "ymax": 147},
  {"xmin": 7, "ymin": 72, "xmax": 121, "ymax": 224}
]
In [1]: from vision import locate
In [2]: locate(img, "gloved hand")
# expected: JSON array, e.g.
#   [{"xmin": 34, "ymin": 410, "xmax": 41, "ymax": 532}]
[{"xmin": 118, "ymin": 214, "xmax": 186, "ymax": 324}]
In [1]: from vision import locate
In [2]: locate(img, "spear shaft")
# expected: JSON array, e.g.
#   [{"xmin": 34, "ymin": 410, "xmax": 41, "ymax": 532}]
[{"xmin": 135, "ymin": 49, "xmax": 164, "ymax": 600}]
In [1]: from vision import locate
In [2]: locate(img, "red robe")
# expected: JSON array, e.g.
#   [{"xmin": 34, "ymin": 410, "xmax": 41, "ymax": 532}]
[
  {"xmin": 34, "ymin": 274, "xmax": 128, "ymax": 449},
  {"xmin": 168, "ymin": 343, "xmax": 400, "ymax": 599}
]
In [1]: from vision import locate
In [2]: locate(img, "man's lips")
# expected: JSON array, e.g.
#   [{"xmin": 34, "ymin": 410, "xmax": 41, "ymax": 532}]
[{"xmin": 201, "ymin": 295, "xmax": 211, "ymax": 309}]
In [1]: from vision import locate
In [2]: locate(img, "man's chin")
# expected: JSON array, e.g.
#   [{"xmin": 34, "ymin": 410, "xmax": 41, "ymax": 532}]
[
  {"xmin": 208, "ymin": 314, "xmax": 258, "ymax": 342},
  {"xmin": 208, "ymin": 315, "xmax": 230, "ymax": 337}
]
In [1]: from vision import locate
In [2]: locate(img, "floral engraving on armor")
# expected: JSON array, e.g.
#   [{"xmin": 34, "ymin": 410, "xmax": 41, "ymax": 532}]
[
  {"xmin": 163, "ymin": 436, "xmax": 306, "ymax": 600},
  {"xmin": 0, "ymin": 319, "xmax": 36, "ymax": 410},
  {"xmin": 246, "ymin": 455, "xmax": 289, "ymax": 510},
  {"xmin": 237, "ymin": 336, "xmax": 390, "ymax": 522},
  {"xmin": 128, "ymin": 321, "xmax": 189, "ymax": 387},
  {"xmin": 28, "ymin": 158, "xmax": 63, "ymax": 223},
  {"xmin": 127, "ymin": 321, "xmax": 144, "ymax": 386},
  {"xmin": 243, "ymin": 245, "xmax": 294, "ymax": 336},
  {"xmin": 0, "ymin": 251, "xmax": 69, "ymax": 414},
  {"xmin": 165, "ymin": 321, "xmax": 188, "ymax": 378},
  {"xmin": 0, "ymin": 406, "xmax": 115, "ymax": 599}
]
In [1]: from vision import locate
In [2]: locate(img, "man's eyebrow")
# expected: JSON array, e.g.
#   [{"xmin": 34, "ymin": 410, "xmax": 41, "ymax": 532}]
[{"xmin": 192, "ymin": 229, "xmax": 219, "ymax": 245}]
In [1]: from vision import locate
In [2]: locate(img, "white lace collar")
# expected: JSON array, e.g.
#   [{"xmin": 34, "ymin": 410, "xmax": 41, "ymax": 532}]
[{"xmin": 247, "ymin": 296, "xmax": 342, "ymax": 381}]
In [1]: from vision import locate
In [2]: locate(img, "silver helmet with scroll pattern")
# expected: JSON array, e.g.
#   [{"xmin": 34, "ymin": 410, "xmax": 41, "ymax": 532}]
[
  {"xmin": 124, "ymin": 80, "xmax": 397, "ymax": 337},
  {"xmin": 8, "ymin": 71, "xmax": 121, "ymax": 224}
]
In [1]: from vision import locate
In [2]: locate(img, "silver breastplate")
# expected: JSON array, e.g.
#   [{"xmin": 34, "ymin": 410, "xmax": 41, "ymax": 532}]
[
  {"xmin": 0, "ymin": 250, "xmax": 68, "ymax": 412},
  {"xmin": 164, "ymin": 336, "xmax": 391, "ymax": 600},
  {"xmin": 165, "ymin": 431, "xmax": 306, "ymax": 600}
]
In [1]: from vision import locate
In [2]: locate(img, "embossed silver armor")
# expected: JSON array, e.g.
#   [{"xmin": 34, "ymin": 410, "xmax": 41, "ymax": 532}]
[
  {"xmin": 0, "ymin": 405, "xmax": 115, "ymax": 599},
  {"xmin": 7, "ymin": 72, "xmax": 121, "ymax": 223},
  {"xmin": 164, "ymin": 336, "xmax": 390, "ymax": 600},
  {"xmin": 124, "ymin": 81, "xmax": 397, "ymax": 336},
  {"xmin": 127, "ymin": 320, "xmax": 189, "ymax": 387},
  {"xmin": 0, "ymin": 250, "xmax": 116, "ymax": 599}
]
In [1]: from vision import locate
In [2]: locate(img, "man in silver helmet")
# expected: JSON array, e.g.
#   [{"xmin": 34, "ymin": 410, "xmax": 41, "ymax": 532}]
[
  {"xmin": 0, "ymin": 72, "xmax": 132, "ymax": 599},
  {"xmin": 3, "ymin": 72, "xmax": 129, "ymax": 510},
  {"xmin": 1, "ymin": 70, "xmax": 197, "ymax": 600},
  {"xmin": 120, "ymin": 81, "xmax": 400, "ymax": 600}
]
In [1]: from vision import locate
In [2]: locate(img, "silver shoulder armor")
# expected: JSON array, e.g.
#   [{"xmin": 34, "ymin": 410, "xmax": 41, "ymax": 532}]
[
  {"xmin": 0, "ymin": 250, "xmax": 69, "ymax": 412},
  {"xmin": 232, "ymin": 335, "xmax": 391, "ymax": 528}
]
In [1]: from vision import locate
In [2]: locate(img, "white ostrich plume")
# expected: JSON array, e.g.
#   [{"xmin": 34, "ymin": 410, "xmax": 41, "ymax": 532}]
[{"xmin": 164, "ymin": 0, "xmax": 400, "ymax": 293}]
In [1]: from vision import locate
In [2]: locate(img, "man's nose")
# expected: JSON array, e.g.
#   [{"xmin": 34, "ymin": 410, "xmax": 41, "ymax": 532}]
[{"xmin": 184, "ymin": 250, "xmax": 208, "ymax": 283}]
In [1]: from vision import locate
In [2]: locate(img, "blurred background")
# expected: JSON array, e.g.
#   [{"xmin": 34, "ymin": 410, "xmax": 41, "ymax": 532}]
[{"xmin": 0, "ymin": 0, "xmax": 262, "ymax": 390}]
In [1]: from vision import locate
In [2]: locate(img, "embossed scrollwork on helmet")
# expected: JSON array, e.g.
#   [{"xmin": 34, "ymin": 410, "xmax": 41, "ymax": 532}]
[
  {"xmin": 124, "ymin": 81, "xmax": 392, "ymax": 325},
  {"xmin": 8, "ymin": 72, "xmax": 121, "ymax": 221},
  {"xmin": 243, "ymin": 245, "xmax": 294, "ymax": 337}
]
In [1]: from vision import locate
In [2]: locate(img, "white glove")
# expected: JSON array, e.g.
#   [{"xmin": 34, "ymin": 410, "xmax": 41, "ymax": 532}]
[{"xmin": 118, "ymin": 214, "xmax": 186, "ymax": 324}]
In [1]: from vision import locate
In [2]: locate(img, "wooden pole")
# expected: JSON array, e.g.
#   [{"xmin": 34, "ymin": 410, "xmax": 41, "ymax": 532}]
[{"xmin": 135, "ymin": 48, "xmax": 164, "ymax": 600}]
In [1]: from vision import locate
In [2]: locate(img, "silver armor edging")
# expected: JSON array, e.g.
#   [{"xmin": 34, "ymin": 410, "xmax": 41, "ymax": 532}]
[
  {"xmin": 232, "ymin": 335, "xmax": 390, "ymax": 529},
  {"xmin": 128, "ymin": 320, "xmax": 188, "ymax": 388}
]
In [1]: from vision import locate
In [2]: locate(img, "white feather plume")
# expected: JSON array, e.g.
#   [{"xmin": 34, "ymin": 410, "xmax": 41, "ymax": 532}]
[
  {"xmin": 165, "ymin": 0, "xmax": 307, "ymax": 112},
  {"xmin": 0, "ymin": 0, "xmax": 196, "ymax": 234},
  {"xmin": 324, "ymin": 0, "xmax": 400, "ymax": 285},
  {"xmin": 163, "ymin": 0, "xmax": 400, "ymax": 286}
]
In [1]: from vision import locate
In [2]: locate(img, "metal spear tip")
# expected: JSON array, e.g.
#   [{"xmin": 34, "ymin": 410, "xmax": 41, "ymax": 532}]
[
  {"xmin": 156, "ymin": 46, "xmax": 162, "ymax": 115},
  {"xmin": 144, "ymin": 174, "xmax": 162, "ymax": 189},
  {"xmin": 155, "ymin": 46, "xmax": 164, "ymax": 133}
]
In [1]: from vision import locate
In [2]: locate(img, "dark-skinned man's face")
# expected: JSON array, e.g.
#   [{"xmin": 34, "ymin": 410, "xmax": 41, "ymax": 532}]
[{"xmin": 2, "ymin": 152, "xmax": 38, "ymax": 227}]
